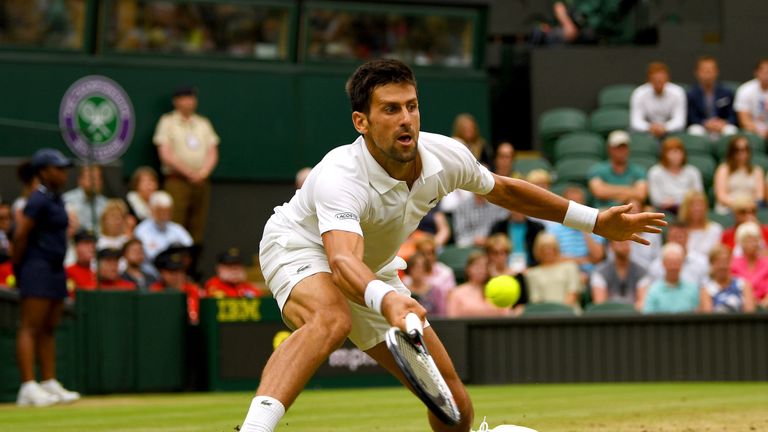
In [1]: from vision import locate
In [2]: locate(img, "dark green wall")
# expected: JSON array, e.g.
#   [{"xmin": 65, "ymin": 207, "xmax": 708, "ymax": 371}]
[{"xmin": 0, "ymin": 53, "xmax": 490, "ymax": 180}]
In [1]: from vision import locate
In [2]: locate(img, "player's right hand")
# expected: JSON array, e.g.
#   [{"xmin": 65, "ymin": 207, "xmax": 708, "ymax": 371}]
[{"xmin": 380, "ymin": 291, "xmax": 427, "ymax": 332}]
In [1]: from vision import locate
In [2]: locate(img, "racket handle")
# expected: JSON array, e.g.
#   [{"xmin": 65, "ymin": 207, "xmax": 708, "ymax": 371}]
[{"xmin": 405, "ymin": 312, "xmax": 423, "ymax": 337}]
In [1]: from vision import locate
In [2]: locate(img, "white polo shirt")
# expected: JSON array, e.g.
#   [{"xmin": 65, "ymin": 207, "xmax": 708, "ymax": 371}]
[
  {"xmin": 265, "ymin": 132, "xmax": 495, "ymax": 273},
  {"xmin": 734, "ymin": 79, "xmax": 768, "ymax": 132}
]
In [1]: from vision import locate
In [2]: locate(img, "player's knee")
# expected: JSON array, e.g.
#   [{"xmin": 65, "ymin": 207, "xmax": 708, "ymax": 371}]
[{"xmin": 308, "ymin": 309, "xmax": 351, "ymax": 350}]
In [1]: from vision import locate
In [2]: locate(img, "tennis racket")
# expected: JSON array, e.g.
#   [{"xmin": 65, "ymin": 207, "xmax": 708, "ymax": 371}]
[{"xmin": 385, "ymin": 312, "xmax": 461, "ymax": 426}]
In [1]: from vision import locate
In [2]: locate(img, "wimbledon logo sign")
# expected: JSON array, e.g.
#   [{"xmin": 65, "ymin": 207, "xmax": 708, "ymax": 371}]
[{"xmin": 59, "ymin": 75, "xmax": 134, "ymax": 163}]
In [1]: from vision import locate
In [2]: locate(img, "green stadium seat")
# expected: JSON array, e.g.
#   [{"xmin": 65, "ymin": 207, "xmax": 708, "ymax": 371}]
[
  {"xmin": 589, "ymin": 107, "xmax": 629, "ymax": 136},
  {"xmin": 538, "ymin": 108, "xmax": 588, "ymax": 159},
  {"xmin": 598, "ymin": 84, "xmax": 636, "ymax": 109},
  {"xmin": 554, "ymin": 157, "xmax": 601, "ymax": 185},
  {"xmin": 554, "ymin": 132, "xmax": 604, "ymax": 161},
  {"xmin": 687, "ymin": 154, "xmax": 717, "ymax": 185},
  {"xmin": 437, "ymin": 246, "xmax": 480, "ymax": 284},
  {"xmin": 584, "ymin": 301, "xmax": 639, "ymax": 315},
  {"xmin": 716, "ymin": 132, "xmax": 766, "ymax": 159},
  {"xmin": 751, "ymin": 153, "xmax": 768, "ymax": 173},
  {"xmin": 628, "ymin": 132, "xmax": 659, "ymax": 157},
  {"xmin": 514, "ymin": 157, "xmax": 552, "ymax": 176},
  {"xmin": 671, "ymin": 133, "xmax": 713, "ymax": 156},
  {"xmin": 522, "ymin": 302, "xmax": 577, "ymax": 316},
  {"xmin": 708, "ymin": 210, "xmax": 733, "ymax": 229},
  {"xmin": 629, "ymin": 155, "xmax": 658, "ymax": 170},
  {"xmin": 758, "ymin": 208, "xmax": 768, "ymax": 224},
  {"xmin": 722, "ymin": 80, "xmax": 742, "ymax": 93}
]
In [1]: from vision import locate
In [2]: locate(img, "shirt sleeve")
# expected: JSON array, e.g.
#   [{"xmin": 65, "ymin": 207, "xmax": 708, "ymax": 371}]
[
  {"xmin": 153, "ymin": 115, "xmax": 171, "ymax": 146},
  {"xmin": 665, "ymin": 87, "xmax": 687, "ymax": 132},
  {"xmin": 647, "ymin": 165, "xmax": 664, "ymax": 208},
  {"xmin": 314, "ymin": 169, "xmax": 368, "ymax": 237},
  {"xmin": 642, "ymin": 284, "xmax": 658, "ymax": 313},
  {"xmin": 733, "ymin": 83, "xmax": 750, "ymax": 113},
  {"xmin": 203, "ymin": 118, "xmax": 220, "ymax": 146},
  {"xmin": 630, "ymin": 87, "xmax": 650, "ymax": 132},
  {"xmin": 22, "ymin": 192, "xmax": 45, "ymax": 220},
  {"xmin": 452, "ymin": 141, "xmax": 496, "ymax": 195}
]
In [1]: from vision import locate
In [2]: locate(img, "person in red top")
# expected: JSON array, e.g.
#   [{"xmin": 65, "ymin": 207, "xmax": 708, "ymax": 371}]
[
  {"xmin": 150, "ymin": 249, "xmax": 202, "ymax": 323},
  {"xmin": 94, "ymin": 248, "xmax": 136, "ymax": 290},
  {"xmin": 204, "ymin": 248, "xmax": 262, "ymax": 298},
  {"xmin": 721, "ymin": 195, "xmax": 768, "ymax": 253},
  {"xmin": 65, "ymin": 229, "xmax": 96, "ymax": 292}
]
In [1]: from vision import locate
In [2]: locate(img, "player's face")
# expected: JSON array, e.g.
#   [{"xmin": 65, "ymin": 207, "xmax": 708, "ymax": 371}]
[{"xmin": 356, "ymin": 83, "xmax": 420, "ymax": 164}]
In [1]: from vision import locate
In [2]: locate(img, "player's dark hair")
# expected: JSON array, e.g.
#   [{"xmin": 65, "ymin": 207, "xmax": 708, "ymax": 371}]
[{"xmin": 345, "ymin": 59, "xmax": 417, "ymax": 114}]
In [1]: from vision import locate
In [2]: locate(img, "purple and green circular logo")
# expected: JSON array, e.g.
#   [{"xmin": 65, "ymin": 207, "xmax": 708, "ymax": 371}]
[{"xmin": 59, "ymin": 75, "xmax": 134, "ymax": 163}]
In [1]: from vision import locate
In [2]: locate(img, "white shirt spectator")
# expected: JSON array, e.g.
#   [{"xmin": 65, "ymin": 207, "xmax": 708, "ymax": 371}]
[
  {"xmin": 630, "ymin": 82, "xmax": 687, "ymax": 133},
  {"xmin": 647, "ymin": 163, "xmax": 703, "ymax": 209},
  {"xmin": 687, "ymin": 222, "xmax": 723, "ymax": 257},
  {"xmin": 134, "ymin": 218, "xmax": 193, "ymax": 262},
  {"xmin": 733, "ymin": 79, "xmax": 768, "ymax": 136},
  {"xmin": 62, "ymin": 188, "xmax": 107, "ymax": 232}
]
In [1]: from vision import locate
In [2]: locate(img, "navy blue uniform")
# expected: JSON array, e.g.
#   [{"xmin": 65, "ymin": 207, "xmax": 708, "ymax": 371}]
[{"xmin": 17, "ymin": 185, "xmax": 69, "ymax": 299}]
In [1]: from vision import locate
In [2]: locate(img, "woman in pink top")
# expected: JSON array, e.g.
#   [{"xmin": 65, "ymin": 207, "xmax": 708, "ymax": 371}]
[
  {"xmin": 730, "ymin": 222, "xmax": 768, "ymax": 304},
  {"xmin": 446, "ymin": 251, "xmax": 513, "ymax": 318}
]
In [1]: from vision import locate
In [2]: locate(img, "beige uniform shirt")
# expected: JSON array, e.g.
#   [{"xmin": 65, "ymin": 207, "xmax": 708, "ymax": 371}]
[{"xmin": 153, "ymin": 111, "xmax": 219, "ymax": 174}]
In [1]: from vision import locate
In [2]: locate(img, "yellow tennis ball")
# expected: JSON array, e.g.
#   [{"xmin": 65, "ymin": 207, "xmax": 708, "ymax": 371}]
[
  {"xmin": 485, "ymin": 275, "xmax": 521, "ymax": 308},
  {"xmin": 6, "ymin": 274, "xmax": 15, "ymax": 288}
]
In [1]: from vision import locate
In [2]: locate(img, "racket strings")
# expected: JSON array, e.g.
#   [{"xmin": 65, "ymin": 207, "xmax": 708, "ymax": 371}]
[{"xmin": 396, "ymin": 333, "xmax": 453, "ymax": 405}]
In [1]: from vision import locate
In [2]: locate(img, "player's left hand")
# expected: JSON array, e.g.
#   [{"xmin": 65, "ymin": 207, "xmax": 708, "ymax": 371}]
[
  {"xmin": 593, "ymin": 203, "xmax": 666, "ymax": 245},
  {"xmin": 381, "ymin": 292, "xmax": 427, "ymax": 332}
]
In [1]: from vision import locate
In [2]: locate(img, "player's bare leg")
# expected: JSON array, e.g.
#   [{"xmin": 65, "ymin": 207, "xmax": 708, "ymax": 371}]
[
  {"xmin": 366, "ymin": 326, "xmax": 474, "ymax": 432},
  {"xmin": 239, "ymin": 272, "xmax": 351, "ymax": 432}
]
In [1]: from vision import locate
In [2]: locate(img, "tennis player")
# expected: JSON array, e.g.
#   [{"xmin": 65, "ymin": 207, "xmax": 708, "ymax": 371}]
[{"xmin": 239, "ymin": 59, "xmax": 665, "ymax": 432}]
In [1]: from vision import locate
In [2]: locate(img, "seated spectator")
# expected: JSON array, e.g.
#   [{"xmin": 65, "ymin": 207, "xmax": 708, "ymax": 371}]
[
  {"xmin": 485, "ymin": 233, "xmax": 516, "ymax": 277},
  {"xmin": 413, "ymin": 235, "xmax": 456, "ymax": 315},
  {"xmin": 63, "ymin": 164, "xmax": 108, "ymax": 232},
  {"xmin": 679, "ymin": 191, "xmax": 723, "ymax": 257},
  {"xmin": 647, "ymin": 137, "xmax": 703, "ymax": 213},
  {"xmin": 616, "ymin": 199, "xmax": 662, "ymax": 269},
  {"xmin": 704, "ymin": 245, "xmax": 755, "ymax": 313},
  {"xmin": 97, "ymin": 199, "xmax": 132, "ymax": 251},
  {"xmin": 65, "ymin": 229, "xmax": 96, "ymax": 291},
  {"xmin": 134, "ymin": 191, "xmax": 193, "ymax": 265},
  {"xmin": 445, "ymin": 251, "xmax": 513, "ymax": 317},
  {"xmin": 721, "ymin": 195, "xmax": 768, "ymax": 253},
  {"xmin": 490, "ymin": 209, "xmax": 545, "ymax": 267},
  {"xmin": 204, "ymin": 248, "xmax": 261, "ymax": 298},
  {"xmin": 492, "ymin": 142, "xmax": 520, "ymax": 178},
  {"xmin": 93, "ymin": 248, "xmax": 136, "ymax": 290},
  {"xmin": 0, "ymin": 211, "xmax": 11, "ymax": 287},
  {"xmin": 713, "ymin": 136, "xmax": 764, "ymax": 213},
  {"xmin": 687, "ymin": 56, "xmax": 738, "ymax": 139},
  {"xmin": 642, "ymin": 243, "xmax": 705, "ymax": 314},
  {"xmin": 63, "ymin": 205, "xmax": 80, "ymax": 267},
  {"xmin": 734, "ymin": 58, "xmax": 768, "ymax": 140},
  {"xmin": 120, "ymin": 239, "xmax": 156, "ymax": 292},
  {"xmin": 641, "ymin": 222, "xmax": 709, "ymax": 294},
  {"xmin": 630, "ymin": 62, "xmax": 686, "ymax": 138},
  {"xmin": 452, "ymin": 113, "xmax": 492, "ymax": 164},
  {"xmin": 125, "ymin": 166, "xmax": 159, "ymax": 223},
  {"xmin": 524, "ymin": 233, "xmax": 581, "ymax": 310},
  {"xmin": 588, "ymin": 130, "xmax": 647, "ymax": 209},
  {"xmin": 0, "ymin": 202, "xmax": 11, "ymax": 237},
  {"xmin": 403, "ymin": 252, "xmax": 439, "ymax": 315},
  {"xmin": 295, "ymin": 167, "xmax": 312, "ymax": 189},
  {"xmin": 525, "ymin": 169, "xmax": 551, "ymax": 191},
  {"xmin": 150, "ymin": 249, "xmax": 202, "ymax": 323},
  {"xmin": 729, "ymin": 222, "xmax": 768, "ymax": 305},
  {"xmin": 590, "ymin": 240, "xmax": 646, "ymax": 306},
  {"xmin": 546, "ymin": 186, "xmax": 605, "ymax": 274},
  {"xmin": 414, "ymin": 206, "xmax": 451, "ymax": 249},
  {"xmin": 452, "ymin": 194, "xmax": 508, "ymax": 247}
]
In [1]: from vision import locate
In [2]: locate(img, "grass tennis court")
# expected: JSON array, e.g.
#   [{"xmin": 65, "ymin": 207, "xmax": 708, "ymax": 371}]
[{"xmin": 2, "ymin": 382, "xmax": 766, "ymax": 431}]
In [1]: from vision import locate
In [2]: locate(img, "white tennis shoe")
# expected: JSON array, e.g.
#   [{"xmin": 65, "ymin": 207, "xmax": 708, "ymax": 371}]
[
  {"xmin": 40, "ymin": 379, "xmax": 81, "ymax": 403},
  {"xmin": 473, "ymin": 416, "xmax": 539, "ymax": 432},
  {"xmin": 16, "ymin": 381, "xmax": 59, "ymax": 407}
]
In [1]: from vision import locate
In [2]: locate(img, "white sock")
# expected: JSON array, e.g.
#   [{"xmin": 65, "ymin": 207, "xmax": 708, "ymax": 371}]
[
  {"xmin": 239, "ymin": 396, "xmax": 286, "ymax": 432},
  {"xmin": 20, "ymin": 380, "xmax": 37, "ymax": 391}
]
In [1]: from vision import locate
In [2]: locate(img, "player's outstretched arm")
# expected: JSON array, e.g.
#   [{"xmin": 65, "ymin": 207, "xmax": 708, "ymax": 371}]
[
  {"xmin": 321, "ymin": 230, "xmax": 426, "ymax": 328},
  {"xmin": 485, "ymin": 174, "xmax": 666, "ymax": 244}
]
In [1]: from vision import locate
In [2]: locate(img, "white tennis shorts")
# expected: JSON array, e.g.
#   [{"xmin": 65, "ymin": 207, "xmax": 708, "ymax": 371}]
[{"xmin": 259, "ymin": 218, "xmax": 412, "ymax": 351}]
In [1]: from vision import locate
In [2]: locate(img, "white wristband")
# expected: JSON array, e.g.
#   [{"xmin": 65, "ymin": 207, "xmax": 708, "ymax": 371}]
[
  {"xmin": 364, "ymin": 280, "xmax": 396, "ymax": 314},
  {"xmin": 563, "ymin": 200, "xmax": 599, "ymax": 232}
]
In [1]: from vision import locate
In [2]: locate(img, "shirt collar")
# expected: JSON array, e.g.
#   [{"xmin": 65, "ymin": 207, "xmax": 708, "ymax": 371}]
[{"xmin": 360, "ymin": 135, "xmax": 444, "ymax": 195}]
